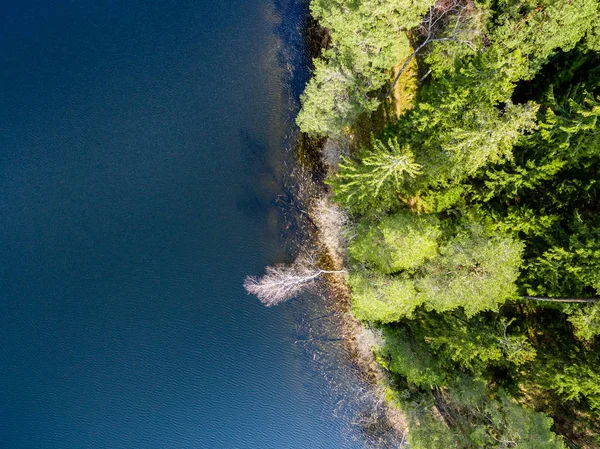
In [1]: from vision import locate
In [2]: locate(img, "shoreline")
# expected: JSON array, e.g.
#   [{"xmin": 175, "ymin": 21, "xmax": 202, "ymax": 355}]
[
  {"xmin": 302, "ymin": 144, "xmax": 410, "ymax": 443},
  {"xmin": 292, "ymin": 17, "xmax": 409, "ymax": 441}
]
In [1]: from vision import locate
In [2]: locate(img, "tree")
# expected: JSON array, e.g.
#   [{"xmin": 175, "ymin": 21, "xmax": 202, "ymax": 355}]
[
  {"xmin": 244, "ymin": 254, "xmax": 346, "ymax": 306},
  {"xmin": 416, "ymin": 223, "xmax": 524, "ymax": 316},
  {"xmin": 385, "ymin": 0, "xmax": 486, "ymax": 97},
  {"xmin": 298, "ymin": 0, "xmax": 600, "ymax": 443},
  {"xmin": 338, "ymin": 53, "xmax": 539, "ymax": 201},
  {"xmin": 297, "ymin": 0, "xmax": 437, "ymax": 136},
  {"xmin": 310, "ymin": 0, "xmax": 428, "ymax": 78},
  {"xmin": 348, "ymin": 220, "xmax": 524, "ymax": 321},
  {"xmin": 403, "ymin": 377, "xmax": 566, "ymax": 449},
  {"xmin": 493, "ymin": 0, "xmax": 598, "ymax": 78},
  {"xmin": 468, "ymin": 88, "xmax": 600, "ymax": 299},
  {"xmin": 531, "ymin": 351, "xmax": 600, "ymax": 411},
  {"xmin": 585, "ymin": 15, "xmax": 600, "ymax": 52},
  {"xmin": 379, "ymin": 326, "xmax": 446, "ymax": 387},
  {"xmin": 297, "ymin": 58, "xmax": 380, "ymax": 137},
  {"xmin": 439, "ymin": 101, "xmax": 538, "ymax": 176},
  {"xmin": 349, "ymin": 211, "xmax": 441, "ymax": 274},
  {"xmin": 349, "ymin": 270, "xmax": 422, "ymax": 322},
  {"xmin": 567, "ymin": 302, "xmax": 600, "ymax": 341},
  {"xmin": 332, "ymin": 137, "xmax": 422, "ymax": 212},
  {"xmin": 408, "ymin": 312, "xmax": 536, "ymax": 373}
]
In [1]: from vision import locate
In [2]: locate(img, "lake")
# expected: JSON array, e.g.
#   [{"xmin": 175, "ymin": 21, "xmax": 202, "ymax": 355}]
[{"xmin": 0, "ymin": 0, "xmax": 365, "ymax": 447}]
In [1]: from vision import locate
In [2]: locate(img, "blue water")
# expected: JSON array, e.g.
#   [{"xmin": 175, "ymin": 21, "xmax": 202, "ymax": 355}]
[{"xmin": 0, "ymin": 1, "xmax": 363, "ymax": 447}]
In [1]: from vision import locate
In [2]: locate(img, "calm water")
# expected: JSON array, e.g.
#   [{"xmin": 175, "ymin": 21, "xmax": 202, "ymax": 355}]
[{"xmin": 0, "ymin": 1, "xmax": 363, "ymax": 447}]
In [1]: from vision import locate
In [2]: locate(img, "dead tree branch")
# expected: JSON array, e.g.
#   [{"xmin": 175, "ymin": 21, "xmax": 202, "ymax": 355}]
[{"xmin": 244, "ymin": 253, "xmax": 347, "ymax": 307}]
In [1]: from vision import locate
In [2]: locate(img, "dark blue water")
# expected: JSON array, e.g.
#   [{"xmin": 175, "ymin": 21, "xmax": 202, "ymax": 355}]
[{"xmin": 0, "ymin": 1, "xmax": 363, "ymax": 447}]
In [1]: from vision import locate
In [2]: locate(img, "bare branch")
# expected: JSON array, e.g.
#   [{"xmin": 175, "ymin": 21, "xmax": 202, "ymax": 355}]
[{"xmin": 244, "ymin": 254, "xmax": 347, "ymax": 307}]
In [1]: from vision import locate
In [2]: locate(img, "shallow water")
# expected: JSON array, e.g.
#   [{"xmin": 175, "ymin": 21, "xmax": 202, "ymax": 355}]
[{"xmin": 0, "ymin": 1, "xmax": 364, "ymax": 447}]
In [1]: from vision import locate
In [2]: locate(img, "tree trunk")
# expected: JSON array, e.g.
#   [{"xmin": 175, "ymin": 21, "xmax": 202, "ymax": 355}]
[{"xmin": 522, "ymin": 296, "xmax": 600, "ymax": 303}]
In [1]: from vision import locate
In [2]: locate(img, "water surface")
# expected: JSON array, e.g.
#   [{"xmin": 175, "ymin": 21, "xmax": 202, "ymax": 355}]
[{"xmin": 0, "ymin": 1, "xmax": 363, "ymax": 447}]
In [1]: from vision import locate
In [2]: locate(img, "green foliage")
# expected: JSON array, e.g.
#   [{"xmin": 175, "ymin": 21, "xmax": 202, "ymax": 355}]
[
  {"xmin": 423, "ymin": 3, "xmax": 490, "ymax": 77},
  {"xmin": 420, "ymin": 184, "xmax": 467, "ymax": 212},
  {"xmin": 349, "ymin": 211, "xmax": 440, "ymax": 273},
  {"xmin": 421, "ymin": 313, "xmax": 536, "ymax": 372},
  {"xmin": 586, "ymin": 18, "xmax": 600, "ymax": 53},
  {"xmin": 379, "ymin": 327, "xmax": 446, "ymax": 387},
  {"xmin": 304, "ymin": 0, "xmax": 600, "ymax": 443},
  {"xmin": 349, "ymin": 271, "xmax": 423, "ymax": 322},
  {"xmin": 416, "ymin": 224, "xmax": 523, "ymax": 316},
  {"xmin": 298, "ymin": 0, "xmax": 436, "ymax": 136},
  {"xmin": 296, "ymin": 58, "xmax": 380, "ymax": 137},
  {"xmin": 483, "ymin": 392, "xmax": 566, "ymax": 449},
  {"xmin": 472, "ymin": 90, "xmax": 600, "ymax": 297},
  {"xmin": 381, "ymin": 309, "xmax": 536, "ymax": 385},
  {"xmin": 532, "ymin": 353, "xmax": 600, "ymax": 411},
  {"xmin": 333, "ymin": 97, "xmax": 538, "ymax": 211},
  {"xmin": 438, "ymin": 101, "xmax": 538, "ymax": 176},
  {"xmin": 405, "ymin": 405, "xmax": 458, "ymax": 449},
  {"xmin": 568, "ymin": 303, "xmax": 600, "ymax": 341},
  {"xmin": 359, "ymin": 49, "xmax": 539, "ymax": 196},
  {"xmin": 472, "ymin": 160, "xmax": 566, "ymax": 205},
  {"xmin": 310, "ymin": 0, "xmax": 432, "ymax": 74},
  {"xmin": 332, "ymin": 137, "xmax": 422, "ymax": 212},
  {"xmin": 493, "ymin": 0, "xmax": 599, "ymax": 77},
  {"xmin": 522, "ymin": 240, "xmax": 600, "ymax": 297},
  {"xmin": 535, "ymin": 88, "xmax": 600, "ymax": 162},
  {"xmin": 349, "ymin": 219, "xmax": 523, "ymax": 320},
  {"xmin": 404, "ymin": 377, "xmax": 566, "ymax": 449},
  {"xmin": 497, "ymin": 331, "xmax": 537, "ymax": 367}
]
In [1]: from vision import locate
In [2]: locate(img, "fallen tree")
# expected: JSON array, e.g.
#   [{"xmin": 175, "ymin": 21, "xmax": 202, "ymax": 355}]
[{"xmin": 244, "ymin": 254, "xmax": 347, "ymax": 307}]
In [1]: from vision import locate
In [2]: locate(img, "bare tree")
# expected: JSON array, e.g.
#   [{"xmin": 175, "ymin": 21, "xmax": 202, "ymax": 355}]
[
  {"xmin": 244, "ymin": 253, "xmax": 347, "ymax": 307},
  {"xmin": 384, "ymin": 0, "xmax": 481, "ymax": 99}
]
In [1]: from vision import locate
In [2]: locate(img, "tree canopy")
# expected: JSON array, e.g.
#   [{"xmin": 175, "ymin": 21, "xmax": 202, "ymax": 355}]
[{"xmin": 299, "ymin": 0, "xmax": 600, "ymax": 445}]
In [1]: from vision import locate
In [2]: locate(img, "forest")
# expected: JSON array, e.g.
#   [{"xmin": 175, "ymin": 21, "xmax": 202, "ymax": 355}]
[{"xmin": 297, "ymin": 0, "xmax": 600, "ymax": 446}]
